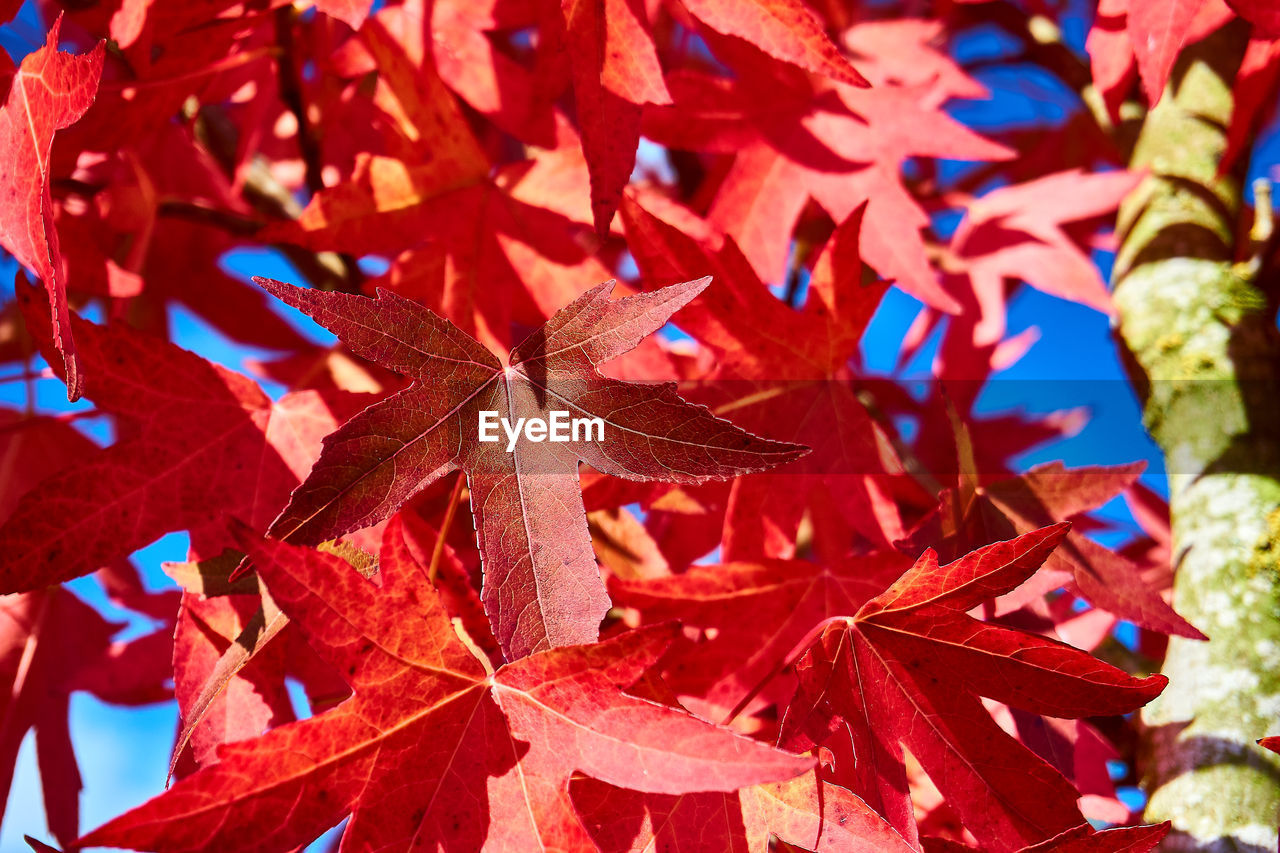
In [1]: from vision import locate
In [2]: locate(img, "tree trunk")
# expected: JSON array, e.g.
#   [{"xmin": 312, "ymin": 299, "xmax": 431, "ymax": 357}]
[{"xmin": 1112, "ymin": 24, "xmax": 1280, "ymax": 852}]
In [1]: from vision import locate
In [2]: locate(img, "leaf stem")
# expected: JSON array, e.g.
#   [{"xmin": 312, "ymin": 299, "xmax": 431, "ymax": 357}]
[
  {"xmin": 721, "ymin": 616, "xmax": 853, "ymax": 726},
  {"xmin": 427, "ymin": 475, "xmax": 467, "ymax": 585}
]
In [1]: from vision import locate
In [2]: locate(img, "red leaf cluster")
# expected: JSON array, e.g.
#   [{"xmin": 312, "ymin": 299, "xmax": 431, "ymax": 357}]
[{"xmin": 3, "ymin": 0, "xmax": 1261, "ymax": 849}]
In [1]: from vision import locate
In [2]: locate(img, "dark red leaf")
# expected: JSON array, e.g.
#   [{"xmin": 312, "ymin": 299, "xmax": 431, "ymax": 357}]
[{"xmin": 257, "ymin": 276, "xmax": 806, "ymax": 659}]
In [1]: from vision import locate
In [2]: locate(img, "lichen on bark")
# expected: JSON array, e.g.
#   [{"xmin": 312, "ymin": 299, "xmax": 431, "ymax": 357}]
[{"xmin": 1112, "ymin": 23, "xmax": 1280, "ymax": 853}]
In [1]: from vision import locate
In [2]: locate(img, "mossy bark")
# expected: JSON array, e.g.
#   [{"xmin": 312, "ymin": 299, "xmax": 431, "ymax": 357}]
[{"xmin": 1112, "ymin": 25, "xmax": 1280, "ymax": 852}]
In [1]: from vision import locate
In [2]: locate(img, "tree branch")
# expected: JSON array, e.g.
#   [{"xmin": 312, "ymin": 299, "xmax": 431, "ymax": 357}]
[{"xmin": 1111, "ymin": 23, "xmax": 1280, "ymax": 851}]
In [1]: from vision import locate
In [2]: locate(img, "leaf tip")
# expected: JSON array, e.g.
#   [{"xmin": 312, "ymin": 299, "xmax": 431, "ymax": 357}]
[
  {"xmin": 687, "ymin": 274, "xmax": 713, "ymax": 296},
  {"xmin": 24, "ymin": 835, "xmax": 63, "ymax": 853},
  {"xmin": 62, "ymin": 353, "xmax": 84, "ymax": 402},
  {"xmin": 1042, "ymin": 519, "xmax": 1073, "ymax": 543},
  {"xmin": 251, "ymin": 275, "xmax": 288, "ymax": 295}
]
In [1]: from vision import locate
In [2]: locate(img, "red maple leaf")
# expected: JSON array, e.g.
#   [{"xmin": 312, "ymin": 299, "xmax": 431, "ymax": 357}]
[
  {"xmin": 0, "ymin": 19, "xmax": 103, "ymax": 401},
  {"xmin": 1223, "ymin": 36, "xmax": 1280, "ymax": 170},
  {"xmin": 1087, "ymin": 0, "xmax": 1236, "ymax": 107},
  {"xmin": 256, "ymin": 275, "xmax": 805, "ymax": 659},
  {"xmin": 621, "ymin": 192, "xmax": 923, "ymax": 552},
  {"xmin": 778, "ymin": 525, "xmax": 1165, "ymax": 850},
  {"xmin": 0, "ymin": 586, "xmax": 172, "ymax": 847},
  {"xmin": 0, "ymin": 278, "xmax": 367, "ymax": 592},
  {"xmin": 571, "ymin": 771, "xmax": 917, "ymax": 851},
  {"xmin": 900, "ymin": 459, "xmax": 1204, "ymax": 638},
  {"xmin": 559, "ymin": 0, "xmax": 672, "ymax": 235},
  {"xmin": 0, "ymin": 4, "xmax": 1241, "ymax": 849},
  {"xmin": 679, "ymin": 0, "xmax": 867, "ymax": 88},
  {"xmin": 259, "ymin": 28, "xmax": 610, "ymax": 352},
  {"xmin": 944, "ymin": 168, "xmax": 1143, "ymax": 346},
  {"xmin": 641, "ymin": 23, "xmax": 1010, "ymax": 310},
  {"xmin": 0, "ymin": 408, "xmax": 173, "ymax": 847},
  {"xmin": 76, "ymin": 518, "xmax": 813, "ymax": 852},
  {"xmin": 611, "ymin": 550, "xmax": 911, "ymax": 713}
]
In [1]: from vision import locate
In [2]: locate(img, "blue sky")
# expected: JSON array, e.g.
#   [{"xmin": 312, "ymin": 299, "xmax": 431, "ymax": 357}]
[{"xmin": 2, "ymin": 1, "xmax": 1279, "ymax": 849}]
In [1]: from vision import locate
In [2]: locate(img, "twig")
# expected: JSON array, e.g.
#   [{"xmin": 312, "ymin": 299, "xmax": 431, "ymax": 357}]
[
  {"xmin": 427, "ymin": 475, "xmax": 468, "ymax": 585},
  {"xmin": 156, "ymin": 199, "xmax": 264, "ymax": 236},
  {"xmin": 783, "ymin": 239, "xmax": 813, "ymax": 309},
  {"xmin": 947, "ymin": 3, "xmax": 1141, "ymax": 159},
  {"xmin": 50, "ymin": 177, "xmax": 104, "ymax": 199},
  {"xmin": 272, "ymin": 5, "xmax": 363, "ymax": 292},
  {"xmin": 274, "ymin": 6, "xmax": 324, "ymax": 199},
  {"xmin": 194, "ymin": 105, "xmax": 358, "ymax": 292}
]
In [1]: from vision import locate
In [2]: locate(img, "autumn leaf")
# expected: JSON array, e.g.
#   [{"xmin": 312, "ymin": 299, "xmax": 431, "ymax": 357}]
[
  {"xmin": 620, "ymin": 193, "xmax": 921, "ymax": 553},
  {"xmin": 0, "ymin": 18, "xmax": 103, "ymax": 401},
  {"xmin": 1128, "ymin": 0, "xmax": 1207, "ymax": 105},
  {"xmin": 679, "ymin": 0, "xmax": 868, "ymax": 87},
  {"xmin": 778, "ymin": 525, "xmax": 1167, "ymax": 850},
  {"xmin": 641, "ymin": 33, "xmax": 1010, "ymax": 308},
  {"xmin": 76, "ymin": 519, "xmax": 813, "ymax": 852},
  {"xmin": 572, "ymin": 771, "xmax": 917, "ymax": 851},
  {"xmin": 1018, "ymin": 821, "xmax": 1170, "ymax": 852},
  {"xmin": 1087, "ymin": 0, "xmax": 1136, "ymax": 118},
  {"xmin": 560, "ymin": 0, "xmax": 671, "ymax": 234},
  {"xmin": 1088, "ymin": 0, "xmax": 1236, "ymax": 107},
  {"xmin": 165, "ymin": 544, "xmax": 360, "ymax": 778},
  {"xmin": 1223, "ymin": 36, "xmax": 1280, "ymax": 170},
  {"xmin": 0, "ymin": 587, "xmax": 167, "ymax": 847},
  {"xmin": 256, "ymin": 275, "xmax": 805, "ymax": 660},
  {"xmin": 899, "ymin": 460, "xmax": 1205, "ymax": 638},
  {"xmin": 427, "ymin": 0, "xmax": 560, "ymax": 147},
  {"xmin": 260, "ymin": 139, "xmax": 610, "ymax": 352},
  {"xmin": 611, "ymin": 551, "xmax": 912, "ymax": 712},
  {"xmin": 0, "ymin": 3, "xmax": 1260, "ymax": 848},
  {"xmin": 0, "ymin": 410, "xmax": 173, "ymax": 847},
  {"xmin": 315, "ymin": 0, "xmax": 373, "ymax": 30},
  {"xmin": 261, "ymin": 18, "xmax": 610, "ymax": 351},
  {"xmin": 169, "ymin": 584, "xmax": 293, "ymax": 773},
  {"xmin": 0, "ymin": 277, "xmax": 368, "ymax": 592},
  {"xmin": 925, "ymin": 821, "xmax": 1171, "ymax": 851},
  {"xmin": 945, "ymin": 169, "xmax": 1143, "ymax": 345}
]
